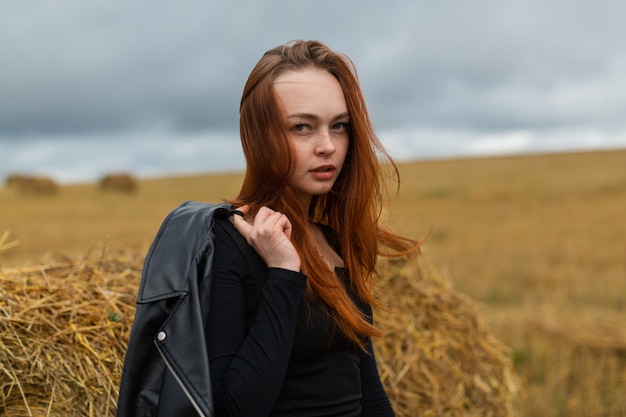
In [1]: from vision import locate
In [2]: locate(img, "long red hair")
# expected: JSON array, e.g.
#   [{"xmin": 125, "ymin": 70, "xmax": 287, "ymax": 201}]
[{"xmin": 231, "ymin": 40, "xmax": 418, "ymax": 349}]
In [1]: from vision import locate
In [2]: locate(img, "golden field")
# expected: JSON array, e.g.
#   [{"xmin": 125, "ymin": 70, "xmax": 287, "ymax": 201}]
[{"xmin": 1, "ymin": 149, "xmax": 625, "ymax": 416}]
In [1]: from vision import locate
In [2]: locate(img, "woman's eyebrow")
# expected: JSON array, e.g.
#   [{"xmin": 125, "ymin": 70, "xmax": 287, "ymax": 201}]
[
  {"xmin": 333, "ymin": 112, "xmax": 350, "ymax": 121},
  {"xmin": 286, "ymin": 112, "xmax": 318, "ymax": 120},
  {"xmin": 286, "ymin": 112, "xmax": 350, "ymax": 121}
]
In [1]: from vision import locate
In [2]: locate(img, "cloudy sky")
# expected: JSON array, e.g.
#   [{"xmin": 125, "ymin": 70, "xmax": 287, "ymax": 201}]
[{"xmin": 2, "ymin": 0, "xmax": 625, "ymax": 181}]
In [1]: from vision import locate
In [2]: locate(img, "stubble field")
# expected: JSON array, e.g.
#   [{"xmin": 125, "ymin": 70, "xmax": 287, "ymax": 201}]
[{"xmin": 1, "ymin": 149, "xmax": 625, "ymax": 416}]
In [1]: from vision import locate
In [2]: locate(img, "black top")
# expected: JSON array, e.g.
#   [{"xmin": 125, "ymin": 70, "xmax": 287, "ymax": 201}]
[{"xmin": 205, "ymin": 220, "xmax": 395, "ymax": 417}]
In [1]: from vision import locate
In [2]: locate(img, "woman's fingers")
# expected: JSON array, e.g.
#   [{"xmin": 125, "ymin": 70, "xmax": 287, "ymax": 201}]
[
  {"xmin": 231, "ymin": 206, "xmax": 300, "ymax": 271},
  {"xmin": 256, "ymin": 207, "xmax": 293, "ymax": 240},
  {"xmin": 275, "ymin": 212, "xmax": 293, "ymax": 240},
  {"xmin": 250, "ymin": 211, "xmax": 288, "ymax": 249}
]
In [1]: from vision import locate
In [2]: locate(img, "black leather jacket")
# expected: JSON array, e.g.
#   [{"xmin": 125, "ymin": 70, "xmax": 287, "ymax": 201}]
[{"xmin": 116, "ymin": 201, "xmax": 234, "ymax": 417}]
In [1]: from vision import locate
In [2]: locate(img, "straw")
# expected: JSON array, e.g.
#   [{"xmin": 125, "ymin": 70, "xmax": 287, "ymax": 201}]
[{"xmin": 1, "ymin": 251, "xmax": 520, "ymax": 416}]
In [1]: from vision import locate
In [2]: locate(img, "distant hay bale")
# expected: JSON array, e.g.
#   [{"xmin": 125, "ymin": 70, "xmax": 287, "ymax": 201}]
[
  {"xmin": 0, "ymin": 252, "xmax": 520, "ymax": 416},
  {"xmin": 99, "ymin": 173, "xmax": 137, "ymax": 193},
  {"xmin": 5, "ymin": 173, "xmax": 58, "ymax": 195},
  {"xmin": 5, "ymin": 173, "xmax": 26, "ymax": 187}
]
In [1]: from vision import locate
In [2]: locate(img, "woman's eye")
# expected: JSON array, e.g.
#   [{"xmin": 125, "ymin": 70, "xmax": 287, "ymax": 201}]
[
  {"xmin": 294, "ymin": 124, "xmax": 310, "ymax": 132},
  {"xmin": 332, "ymin": 122, "xmax": 350, "ymax": 132}
]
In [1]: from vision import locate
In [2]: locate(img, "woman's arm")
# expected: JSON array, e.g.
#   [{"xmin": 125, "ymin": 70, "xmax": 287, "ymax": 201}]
[
  {"xmin": 206, "ymin": 222, "xmax": 307, "ymax": 416},
  {"xmin": 359, "ymin": 337, "xmax": 396, "ymax": 416}
]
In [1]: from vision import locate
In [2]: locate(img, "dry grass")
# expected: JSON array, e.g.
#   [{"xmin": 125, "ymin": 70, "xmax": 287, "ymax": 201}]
[{"xmin": 0, "ymin": 252, "xmax": 141, "ymax": 416}]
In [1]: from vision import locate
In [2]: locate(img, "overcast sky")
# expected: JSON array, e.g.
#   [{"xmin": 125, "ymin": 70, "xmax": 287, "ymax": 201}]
[{"xmin": 1, "ymin": 0, "xmax": 625, "ymax": 180}]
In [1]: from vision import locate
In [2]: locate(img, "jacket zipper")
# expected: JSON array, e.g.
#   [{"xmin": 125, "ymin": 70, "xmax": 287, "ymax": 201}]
[{"xmin": 154, "ymin": 339, "xmax": 208, "ymax": 417}]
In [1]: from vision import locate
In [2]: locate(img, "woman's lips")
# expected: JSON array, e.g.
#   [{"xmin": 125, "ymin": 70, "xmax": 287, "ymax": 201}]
[{"xmin": 310, "ymin": 165, "xmax": 336, "ymax": 180}]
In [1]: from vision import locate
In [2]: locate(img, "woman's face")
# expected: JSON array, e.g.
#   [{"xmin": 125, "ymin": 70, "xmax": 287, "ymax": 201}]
[{"xmin": 273, "ymin": 67, "xmax": 350, "ymax": 210}]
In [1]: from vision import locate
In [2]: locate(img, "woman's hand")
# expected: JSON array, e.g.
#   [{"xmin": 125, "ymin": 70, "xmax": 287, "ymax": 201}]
[{"xmin": 231, "ymin": 205, "xmax": 301, "ymax": 272}]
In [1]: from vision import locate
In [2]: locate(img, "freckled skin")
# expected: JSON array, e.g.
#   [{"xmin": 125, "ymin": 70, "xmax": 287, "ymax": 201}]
[{"xmin": 273, "ymin": 68, "xmax": 350, "ymax": 213}]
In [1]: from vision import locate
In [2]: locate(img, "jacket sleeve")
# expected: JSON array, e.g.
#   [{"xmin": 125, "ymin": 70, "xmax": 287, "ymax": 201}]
[{"xmin": 205, "ymin": 222, "xmax": 307, "ymax": 417}]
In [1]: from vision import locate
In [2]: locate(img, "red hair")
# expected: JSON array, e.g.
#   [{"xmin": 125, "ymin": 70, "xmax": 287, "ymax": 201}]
[{"xmin": 232, "ymin": 40, "xmax": 418, "ymax": 349}]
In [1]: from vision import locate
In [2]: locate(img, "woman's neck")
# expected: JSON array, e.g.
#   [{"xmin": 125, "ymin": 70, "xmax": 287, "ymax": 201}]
[{"xmin": 308, "ymin": 222, "xmax": 344, "ymax": 270}]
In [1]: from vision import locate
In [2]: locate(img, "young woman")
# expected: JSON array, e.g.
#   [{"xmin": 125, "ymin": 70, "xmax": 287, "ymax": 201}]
[
  {"xmin": 207, "ymin": 40, "xmax": 419, "ymax": 416},
  {"xmin": 116, "ymin": 39, "xmax": 419, "ymax": 417}
]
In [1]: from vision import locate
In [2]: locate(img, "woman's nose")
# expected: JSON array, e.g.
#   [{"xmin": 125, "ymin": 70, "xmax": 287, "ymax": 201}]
[{"xmin": 315, "ymin": 130, "xmax": 336, "ymax": 155}]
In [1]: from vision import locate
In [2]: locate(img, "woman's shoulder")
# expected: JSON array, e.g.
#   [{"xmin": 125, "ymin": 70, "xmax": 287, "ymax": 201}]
[
  {"xmin": 212, "ymin": 216, "xmax": 269, "ymax": 276},
  {"xmin": 213, "ymin": 216, "xmax": 238, "ymax": 239},
  {"xmin": 213, "ymin": 217, "xmax": 251, "ymax": 259}
]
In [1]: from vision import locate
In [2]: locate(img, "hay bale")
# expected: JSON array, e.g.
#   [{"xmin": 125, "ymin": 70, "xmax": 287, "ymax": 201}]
[
  {"xmin": 99, "ymin": 173, "xmax": 137, "ymax": 193},
  {"xmin": 0, "ymin": 252, "xmax": 519, "ymax": 416},
  {"xmin": 0, "ymin": 255, "xmax": 141, "ymax": 417},
  {"xmin": 5, "ymin": 173, "xmax": 58, "ymax": 195},
  {"xmin": 373, "ymin": 257, "xmax": 519, "ymax": 417}
]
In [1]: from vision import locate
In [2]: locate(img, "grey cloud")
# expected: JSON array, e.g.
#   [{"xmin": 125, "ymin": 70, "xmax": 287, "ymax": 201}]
[{"xmin": 1, "ymin": 0, "xmax": 626, "ymax": 137}]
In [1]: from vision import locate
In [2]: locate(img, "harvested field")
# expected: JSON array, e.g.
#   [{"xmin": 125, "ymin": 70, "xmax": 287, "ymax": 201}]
[{"xmin": 2, "ymin": 149, "xmax": 625, "ymax": 416}]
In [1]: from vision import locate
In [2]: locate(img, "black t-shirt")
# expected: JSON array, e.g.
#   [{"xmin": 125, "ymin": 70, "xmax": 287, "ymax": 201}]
[{"xmin": 205, "ymin": 220, "xmax": 395, "ymax": 417}]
